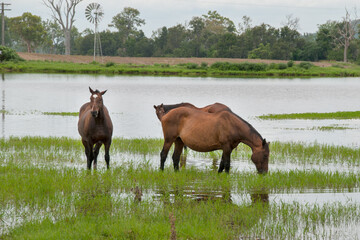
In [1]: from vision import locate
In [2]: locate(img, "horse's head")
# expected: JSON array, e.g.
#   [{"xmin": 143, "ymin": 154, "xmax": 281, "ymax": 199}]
[
  {"xmin": 251, "ymin": 139, "xmax": 270, "ymax": 174},
  {"xmin": 89, "ymin": 87, "xmax": 107, "ymax": 118},
  {"xmin": 153, "ymin": 104, "xmax": 166, "ymax": 120}
]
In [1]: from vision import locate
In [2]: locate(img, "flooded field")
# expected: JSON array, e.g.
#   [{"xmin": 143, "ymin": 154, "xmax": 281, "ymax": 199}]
[
  {"xmin": 1, "ymin": 73, "xmax": 360, "ymax": 146},
  {"xmin": 1, "ymin": 74, "xmax": 360, "ymax": 239}
]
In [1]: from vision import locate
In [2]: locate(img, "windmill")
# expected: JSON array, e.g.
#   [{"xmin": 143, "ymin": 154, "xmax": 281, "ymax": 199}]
[{"xmin": 85, "ymin": 3, "xmax": 104, "ymax": 62}]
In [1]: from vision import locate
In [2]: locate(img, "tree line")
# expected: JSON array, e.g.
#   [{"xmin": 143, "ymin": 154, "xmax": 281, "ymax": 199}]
[{"xmin": 1, "ymin": 7, "xmax": 359, "ymax": 63}]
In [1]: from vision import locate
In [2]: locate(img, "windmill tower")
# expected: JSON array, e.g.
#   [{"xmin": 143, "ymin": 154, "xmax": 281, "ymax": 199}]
[{"xmin": 85, "ymin": 3, "xmax": 104, "ymax": 62}]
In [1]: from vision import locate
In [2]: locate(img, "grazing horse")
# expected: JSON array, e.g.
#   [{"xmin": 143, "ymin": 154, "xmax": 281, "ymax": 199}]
[
  {"xmin": 158, "ymin": 106, "xmax": 269, "ymax": 174},
  {"xmin": 153, "ymin": 102, "xmax": 231, "ymax": 121},
  {"xmin": 78, "ymin": 87, "xmax": 113, "ymax": 170}
]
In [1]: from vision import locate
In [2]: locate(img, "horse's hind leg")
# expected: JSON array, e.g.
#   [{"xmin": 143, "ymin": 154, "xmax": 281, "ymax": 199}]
[
  {"xmin": 172, "ymin": 138, "xmax": 184, "ymax": 171},
  {"xmin": 93, "ymin": 142, "xmax": 102, "ymax": 170},
  {"xmin": 160, "ymin": 140, "xmax": 174, "ymax": 171},
  {"xmin": 104, "ymin": 140, "xmax": 111, "ymax": 169},
  {"xmin": 219, "ymin": 148, "xmax": 232, "ymax": 173}
]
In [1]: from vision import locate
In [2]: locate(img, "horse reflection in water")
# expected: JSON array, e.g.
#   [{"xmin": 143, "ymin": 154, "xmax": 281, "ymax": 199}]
[
  {"xmin": 78, "ymin": 87, "xmax": 113, "ymax": 170},
  {"xmin": 154, "ymin": 104, "xmax": 269, "ymax": 174}
]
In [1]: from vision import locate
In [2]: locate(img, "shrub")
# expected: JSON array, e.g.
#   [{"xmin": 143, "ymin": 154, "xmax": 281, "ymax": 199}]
[
  {"xmin": 0, "ymin": 46, "xmax": 23, "ymax": 62},
  {"xmin": 287, "ymin": 60, "xmax": 294, "ymax": 67},
  {"xmin": 268, "ymin": 63, "xmax": 278, "ymax": 69},
  {"xmin": 210, "ymin": 62, "xmax": 267, "ymax": 71},
  {"xmin": 200, "ymin": 62, "xmax": 208, "ymax": 69},
  {"xmin": 185, "ymin": 63, "xmax": 199, "ymax": 69},
  {"xmin": 105, "ymin": 62, "xmax": 116, "ymax": 67},
  {"xmin": 278, "ymin": 63, "xmax": 288, "ymax": 70},
  {"xmin": 299, "ymin": 62, "xmax": 313, "ymax": 69}
]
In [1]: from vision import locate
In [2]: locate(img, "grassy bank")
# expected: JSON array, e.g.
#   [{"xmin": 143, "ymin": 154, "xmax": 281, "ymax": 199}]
[
  {"xmin": 258, "ymin": 111, "xmax": 360, "ymax": 120},
  {"xmin": 1, "ymin": 59, "xmax": 360, "ymax": 77}
]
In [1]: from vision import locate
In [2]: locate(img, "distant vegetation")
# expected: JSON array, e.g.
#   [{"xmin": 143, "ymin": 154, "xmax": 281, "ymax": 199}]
[
  {"xmin": 2, "ymin": 8, "xmax": 360, "ymax": 64},
  {"xmin": 2, "ymin": 60, "xmax": 360, "ymax": 77}
]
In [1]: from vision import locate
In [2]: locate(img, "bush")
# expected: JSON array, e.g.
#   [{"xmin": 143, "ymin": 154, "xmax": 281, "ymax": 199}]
[
  {"xmin": 278, "ymin": 63, "xmax": 287, "ymax": 70},
  {"xmin": 200, "ymin": 62, "xmax": 208, "ymax": 69},
  {"xmin": 105, "ymin": 62, "xmax": 116, "ymax": 67},
  {"xmin": 0, "ymin": 46, "xmax": 23, "ymax": 62},
  {"xmin": 210, "ymin": 62, "xmax": 267, "ymax": 71},
  {"xmin": 299, "ymin": 62, "xmax": 313, "ymax": 69},
  {"xmin": 185, "ymin": 63, "xmax": 199, "ymax": 69},
  {"xmin": 287, "ymin": 60, "xmax": 294, "ymax": 68}
]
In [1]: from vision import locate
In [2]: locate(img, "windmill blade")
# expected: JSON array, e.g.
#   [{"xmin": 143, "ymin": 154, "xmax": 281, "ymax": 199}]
[{"xmin": 85, "ymin": 3, "xmax": 104, "ymax": 24}]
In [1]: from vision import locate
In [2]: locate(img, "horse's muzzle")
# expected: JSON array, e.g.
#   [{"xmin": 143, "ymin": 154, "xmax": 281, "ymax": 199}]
[{"xmin": 91, "ymin": 111, "xmax": 98, "ymax": 118}]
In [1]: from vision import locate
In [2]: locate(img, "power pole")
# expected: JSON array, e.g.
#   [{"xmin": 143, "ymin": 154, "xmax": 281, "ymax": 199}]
[{"xmin": 1, "ymin": 2, "xmax": 11, "ymax": 46}]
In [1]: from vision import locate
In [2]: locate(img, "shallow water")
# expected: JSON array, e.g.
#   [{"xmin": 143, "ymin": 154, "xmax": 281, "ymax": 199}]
[
  {"xmin": 1, "ymin": 73, "xmax": 360, "ymax": 238},
  {"xmin": 1, "ymin": 73, "xmax": 360, "ymax": 146}
]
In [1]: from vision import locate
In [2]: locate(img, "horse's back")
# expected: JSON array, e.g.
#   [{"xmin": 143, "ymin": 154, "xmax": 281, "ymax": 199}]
[
  {"xmin": 203, "ymin": 102, "xmax": 231, "ymax": 113},
  {"xmin": 161, "ymin": 107, "xmax": 237, "ymax": 151}
]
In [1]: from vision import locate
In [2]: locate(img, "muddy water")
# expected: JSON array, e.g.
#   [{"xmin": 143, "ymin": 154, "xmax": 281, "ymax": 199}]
[{"xmin": 1, "ymin": 73, "xmax": 360, "ymax": 146}]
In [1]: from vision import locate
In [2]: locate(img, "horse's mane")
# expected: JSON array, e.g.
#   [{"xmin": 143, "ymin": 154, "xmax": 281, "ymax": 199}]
[
  {"xmin": 163, "ymin": 102, "xmax": 194, "ymax": 113},
  {"xmin": 231, "ymin": 111, "xmax": 263, "ymax": 140}
]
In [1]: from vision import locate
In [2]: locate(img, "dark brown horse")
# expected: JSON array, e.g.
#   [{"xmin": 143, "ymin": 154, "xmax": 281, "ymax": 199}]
[
  {"xmin": 158, "ymin": 106, "xmax": 269, "ymax": 173},
  {"xmin": 78, "ymin": 87, "xmax": 113, "ymax": 170},
  {"xmin": 153, "ymin": 102, "xmax": 231, "ymax": 120}
]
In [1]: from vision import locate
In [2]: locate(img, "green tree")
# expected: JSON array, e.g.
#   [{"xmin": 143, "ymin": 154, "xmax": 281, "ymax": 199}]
[
  {"xmin": 42, "ymin": 19, "xmax": 63, "ymax": 54},
  {"xmin": 109, "ymin": 7, "xmax": 145, "ymax": 45},
  {"xmin": 316, "ymin": 21, "xmax": 338, "ymax": 60},
  {"xmin": 248, "ymin": 43, "xmax": 271, "ymax": 59},
  {"xmin": 9, "ymin": 12, "xmax": 47, "ymax": 53}
]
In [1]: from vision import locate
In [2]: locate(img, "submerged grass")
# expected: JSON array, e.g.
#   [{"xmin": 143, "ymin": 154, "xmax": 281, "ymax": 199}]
[
  {"xmin": 1, "ymin": 136, "xmax": 360, "ymax": 238},
  {"xmin": 42, "ymin": 112, "xmax": 78, "ymax": 116},
  {"xmin": 1, "ymin": 136, "xmax": 359, "ymax": 166},
  {"xmin": 258, "ymin": 111, "xmax": 360, "ymax": 120}
]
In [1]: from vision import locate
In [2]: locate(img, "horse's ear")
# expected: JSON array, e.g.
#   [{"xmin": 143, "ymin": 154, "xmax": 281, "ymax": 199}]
[
  {"xmin": 100, "ymin": 90, "xmax": 107, "ymax": 95},
  {"xmin": 262, "ymin": 138, "xmax": 267, "ymax": 147},
  {"xmin": 153, "ymin": 105, "xmax": 157, "ymax": 109},
  {"xmin": 89, "ymin": 87, "xmax": 94, "ymax": 94},
  {"xmin": 160, "ymin": 103, "xmax": 163, "ymax": 107}
]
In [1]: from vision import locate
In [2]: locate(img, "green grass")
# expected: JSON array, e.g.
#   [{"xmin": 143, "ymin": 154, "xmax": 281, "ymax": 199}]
[
  {"xmin": 42, "ymin": 112, "xmax": 78, "ymax": 116},
  {"xmin": 2, "ymin": 59, "xmax": 360, "ymax": 77},
  {"xmin": 258, "ymin": 111, "xmax": 360, "ymax": 120},
  {"xmin": 1, "ymin": 136, "xmax": 360, "ymax": 238}
]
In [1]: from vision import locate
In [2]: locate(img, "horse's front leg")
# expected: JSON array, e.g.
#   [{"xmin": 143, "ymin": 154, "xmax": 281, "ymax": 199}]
[
  {"xmin": 93, "ymin": 142, "xmax": 102, "ymax": 170},
  {"xmin": 160, "ymin": 140, "xmax": 174, "ymax": 171},
  {"xmin": 83, "ymin": 139, "xmax": 94, "ymax": 170},
  {"xmin": 172, "ymin": 138, "xmax": 184, "ymax": 171},
  {"xmin": 104, "ymin": 139, "xmax": 111, "ymax": 169}
]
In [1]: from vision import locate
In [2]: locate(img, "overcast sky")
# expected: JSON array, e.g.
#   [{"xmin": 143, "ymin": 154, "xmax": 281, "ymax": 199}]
[{"xmin": 5, "ymin": 0, "xmax": 360, "ymax": 37}]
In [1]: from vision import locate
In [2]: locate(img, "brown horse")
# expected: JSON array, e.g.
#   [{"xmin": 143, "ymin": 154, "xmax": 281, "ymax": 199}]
[
  {"xmin": 153, "ymin": 102, "xmax": 231, "ymax": 120},
  {"xmin": 158, "ymin": 106, "xmax": 269, "ymax": 173},
  {"xmin": 78, "ymin": 87, "xmax": 113, "ymax": 170}
]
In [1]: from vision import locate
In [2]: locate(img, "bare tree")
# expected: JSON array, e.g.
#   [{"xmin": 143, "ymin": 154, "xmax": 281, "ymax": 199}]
[
  {"xmin": 43, "ymin": 0, "xmax": 83, "ymax": 55},
  {"xmin": 335, "ymin": 8, "xmax": 357, "ymax": 62},
  {"xmin": 281, "ymin": 14, "xmax": 300, "ymax": 31}
]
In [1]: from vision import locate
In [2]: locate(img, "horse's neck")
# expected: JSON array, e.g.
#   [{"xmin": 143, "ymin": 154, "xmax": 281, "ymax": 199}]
[{"xmin": 235, "ymin": 118, "xmax": 263, "ymax": 151}]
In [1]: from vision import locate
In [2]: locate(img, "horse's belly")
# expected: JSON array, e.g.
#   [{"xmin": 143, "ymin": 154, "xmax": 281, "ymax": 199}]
[{"xmin": 180, "ymin": 132, "xmax": 221, "ymax": 152}]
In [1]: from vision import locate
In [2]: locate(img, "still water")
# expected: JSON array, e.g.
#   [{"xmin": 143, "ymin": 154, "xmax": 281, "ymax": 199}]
[{"xmin": 1, "ymin": 73, "xmax": 360, "ymax": 146}]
